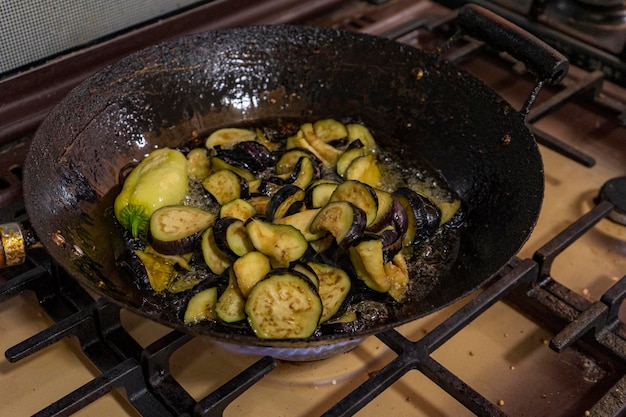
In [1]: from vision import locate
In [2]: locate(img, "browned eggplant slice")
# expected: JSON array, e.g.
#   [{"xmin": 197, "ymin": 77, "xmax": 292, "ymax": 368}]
[
  {"xmin": 310, "ymin": 201, "xmax": 367, "ymax": 249},
  {"xmin": 393, "ymin": 187, "xmax": 442, "ymax": 243},
  {"xmin": 265, "ymin": 184, "xmax": 306, "ymax": 221},
  {"xmin": 216, "ymin": 269, "xmax": 247, "ymax": 323},
  {"xmin": 328, "ymin": 180, "xmax": 379, "ymax": 227},
  {"xmin": 149, "ymin": 205, "xmax": 215, "ymax": 255},
  {"xmin": 232, "ymin": 250, "xmax": 272, "ymax": 298},
  {"xmin": 245, "ymin": 269, "xmax": 322, "ymax": 339},
  {"xmin": 184, "ymin": 285, "xmax": 218, "ymax": 324},
  {"xmin": 245, "ymin": 218, "xmax": 309, "ymax": 267},
  {"xmin": 348, "ymin": 237, "xmax": 390, "ymax": 293},
  {"xmin": 308, "ymin": 262, "xmax": 352, "ymax": 323},
  {"xmin": 202, "ymin": 169, "xmax": 248, "ymax": 205},
  {"xmin": 201, "ymin": 227, "xmax": 233, "ymax": 275}
]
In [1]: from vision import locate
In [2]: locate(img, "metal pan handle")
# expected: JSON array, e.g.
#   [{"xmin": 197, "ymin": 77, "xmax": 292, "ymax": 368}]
[{"xmin": 456, "ymin": 4, "xmax": 569, "ymax": 85}]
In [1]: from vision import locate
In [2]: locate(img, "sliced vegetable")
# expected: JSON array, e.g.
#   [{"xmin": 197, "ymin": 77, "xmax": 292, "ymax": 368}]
[
  {"xmin": 184, "ymin": 286, "xmax": 218, "ymax": 324},
  {"xmin": 202, "ymin": 169, "xmax": 248, "ymax": 205},
  {"xmin": 213, "ymin": 217, "xmax": 254, "ymax": 257},
  {"xmin": 114, "ymin": 148, "xmax": 188, "ymax": 238},
  {"xmin": 348, "ymin": 237, "xmax": 390, "ymax": 293},
  {"xmin": 201, "ymin": 227, "xmax": 232, "ymax": 275},
  {"xmin": 215, "ymin": 141, "xmax": 274, "ymax": 175},
  {"xmin": 385, "ymin": 252, "xmax": 409, "ymax": 303},
  {"xmin": 308, "ymin": 262, "xmax": 351, "ymax": 323},
  {"xmin": 219, "ymin": 198, "xmax": 256, "ymax": 221},
  {"xmin": 216, "ymin": 269, "xmax": 247, "ymax": 323},
  {"xmin": 205, "ymin": 127, "xmax": 257, "ymax": 150},
  {"xmin": 245, "ymin": 219, "xmax": 309, "ymax": 267},
  {"xmin": 245, "ymin": 270, "xmax": 322, "ymax": 339},
  {"xmin": 309, "ymin": 201, "xmax": 367, "ymax": 248},
  {"xmin": 274, "ymin": 208, "xmax": 325, "ymax": 241},
  {"xmin": 233, "ymin": 251, "xmax": 272, "ymax": 298},
  {"xmin": 265, "ymin": 184, "xmax": 306, "ymax": 221},
  {"xmin": 346, "ymin": 123, "xmax": 377, "ymax": 154},
  {"xmin": 328, "ymin": 180, "xmax": 379, "ymax": 227},
  {"xmin": 150, "ymin": 205, "xmax": 215, "ymax": 255},
  {"xmin": 304, "ymin": 180, "xmax": 339, "ymax": 209},
  {"xmin": 344, "ymin": 154, "xmax": 381, "ymax": 187},
  {"xmin": 134, "ymin": 246, "xmax": 179, "ymax": 292}
]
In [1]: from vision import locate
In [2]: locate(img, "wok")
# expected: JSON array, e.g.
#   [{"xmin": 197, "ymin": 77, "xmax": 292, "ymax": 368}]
[{"xmin": 22, "ymin": 6, "xmax": 566, "ymax": 348}]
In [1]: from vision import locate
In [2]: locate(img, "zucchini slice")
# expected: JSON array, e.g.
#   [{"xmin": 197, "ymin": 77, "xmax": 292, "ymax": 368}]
[
  {"xmin": 308, "ymin": 262, "xmax": 351, "ymax": 323},
  {"xmin": 245, "ymin": 218, "xmax": 309, "ymax": 267},
  {"xmin": 184, "ymin": 286, "xmax": 218, "ymax": 324},
  {"xmin": 245, "ymin": 270, "xmax": 322, "ymax": 339},
  {"xmin": 309, "ymin": 201, "xmax": 367, "ymax": 248},
  {"xmin": 150, "ymin": 205, "xmax": 215, "ymax": 255},
  {"xmin": 233, "ymin": 251, "xmax": 272, "ymax": 298},
  {"xmin": 328, "ymin": 180, "xmax": 379, "ymax": 227}
]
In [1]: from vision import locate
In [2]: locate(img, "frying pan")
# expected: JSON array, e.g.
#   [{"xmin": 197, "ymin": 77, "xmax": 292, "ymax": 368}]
[{"xmin": 22, "ymin": 6, "xmax": 567, "ymax": 348}]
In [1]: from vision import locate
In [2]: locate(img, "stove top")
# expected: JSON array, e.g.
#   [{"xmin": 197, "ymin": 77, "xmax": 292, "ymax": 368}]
[{"xmin": 0, "ymin": 1, "xmax": 625, "ymax": 416}]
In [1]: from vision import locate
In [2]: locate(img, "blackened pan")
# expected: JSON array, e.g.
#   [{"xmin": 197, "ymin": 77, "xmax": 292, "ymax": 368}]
[{"xmin": 22, "ymin": 6, "xmax": 566, "ymax": 348}]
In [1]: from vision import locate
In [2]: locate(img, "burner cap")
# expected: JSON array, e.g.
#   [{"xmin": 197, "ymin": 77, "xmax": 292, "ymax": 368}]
[{"xmin": 599, "ymin": 176, "xmax": 626, "ymax": 225}]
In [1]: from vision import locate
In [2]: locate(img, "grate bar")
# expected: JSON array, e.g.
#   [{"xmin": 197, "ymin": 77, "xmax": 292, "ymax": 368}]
[
  {"xmin": 32, "ymin": 358, "xmax": 177, "ymax": 417},
  {"xmin": 323, "ymin": 259, "xmax": 538, "ymax": 417}
]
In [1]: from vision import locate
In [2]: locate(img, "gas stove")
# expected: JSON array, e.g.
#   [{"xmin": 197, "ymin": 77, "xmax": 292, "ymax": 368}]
[{"xmin": 0, "ymin": 1, "xmax": 625, "ymax": 416}]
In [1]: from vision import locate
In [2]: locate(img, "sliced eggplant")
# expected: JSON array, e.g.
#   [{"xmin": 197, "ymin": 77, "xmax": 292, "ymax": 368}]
[
  {"xmin": 134, "ymin": 246, "xmax": 179, "ymax": 292},
  {"xmin": 328, "ymin": 180, "xmax": 379, "ymax": 227},
  {"xmin": 209, "ymin": 156, "xmax": 256, "ymax": 182},
  {"xmin": 245, "ymin": 218, "xmax": 309, "ymax": 267},
  {"xmin": 385, "ymin": 252, "xmax": 409, "ymax": 303},
  {"xmin": 201, "ymin": 227, "xmax": 232, "ymax": 275},
  {"xmin": 276, "ymin": 148, "xmax": 322, "ymax": 179},
  {"xmin": 346, "ymin": 123, "xmax": 377, "ymax": 154},
  {"xmin": 216, "ymin": 269, "xmax": 247, "ymax": 323},
  {"xmin": 215, "ymin": 141, "xmax": 274, "ymax": 175},
  {"xmin": 344, "ymin": 154, "xmax": 381, "ymax": 187},
  {"xmin": 184, "ymin": 286, "xmax": 218, "ymax": 324},
  {"xmin": 308, "ymin": 262, "xmax": 352, "ymax": 324},
  {"xmin": 246, "ymin": 195, "xmax": 271, "ymax": 217},
  {"xmin": 245, "ymin": 270, "xmax": 322, "ymax": 339},
  {"xmin": 304, "ymin": 180, "xmax": 339, "ymax": 209},
  {"xmin": 213, "ymin": 217, "xmax": 255, "ymax": 257},
  {"xmin": 366, "ymin": 189, "xmax": 395, "ymax": 233},
  {"xmin": 219, "ymin": 198, "xmax": 256, "ymax": 221},
  {"xmin": 274, "ymin": 208, "xmax": 326, "ymax": 241},
  {"xmin": 300, "ymin": 123, "xmax": 343, "ymax": 167},
  {"xmin": 205, "ymin": 127, "xmax": 257, "ymax": 150},
  {"xmin": 336, "ymin": 146, "xmax": 367, "ymax": 178},
  {"xmin": 149, "ymin": 205, "xmax": 215, "ymax": 255},
  {"xmin": 309, "ymin": 201, "xmax": 367, "ymax": 248},
  {"xmin": 348, "ymin": 237, "xmax": 390, "ymax": 293},
  {"xmin": 292, "ymin": 262, "xmax": 319, "ymax": 289},
  {"xmin": 232, "ymin": 250, "xmax": 272, "ymax": 298},
  {"xmin": 393, "ymin": 187, "xmax": 442, "ymax": 243},
  {"xmin": 313, "ymin": 119, "xmax": 349, "ymax": 144},
  {"xmin": 265, "ymin": 184, "xmax": 306, "ymax": 221},
  {"xmin": 202, "ymin": 169, "xmax": 248, "ymax": 205}
]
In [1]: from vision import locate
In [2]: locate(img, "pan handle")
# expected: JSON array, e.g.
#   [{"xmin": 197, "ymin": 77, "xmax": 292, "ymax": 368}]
[{"xmin": 455, "ymin": 4, "xmax": 569, "ymax": 85}]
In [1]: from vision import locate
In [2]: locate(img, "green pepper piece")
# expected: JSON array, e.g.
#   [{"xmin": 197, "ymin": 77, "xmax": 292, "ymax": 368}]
[{"xmin": 114, "ymin": 148, "xmax": 188, "ymax": 238}]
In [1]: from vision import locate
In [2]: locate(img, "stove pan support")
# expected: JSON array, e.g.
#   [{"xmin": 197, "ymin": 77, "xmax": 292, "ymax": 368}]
[{"xmin": 320, "ymin": 259, "xmax": 538, "ymax": 417}]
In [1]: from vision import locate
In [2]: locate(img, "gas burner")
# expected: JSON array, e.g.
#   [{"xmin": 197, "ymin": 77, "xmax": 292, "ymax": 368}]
[
  {"xmin": 539, "ymin": 0, "xmax": 626, "ymax": 54},
  {"xmin": 599, "ymin": 176, "xmax": 626, "ymax": 225}
]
